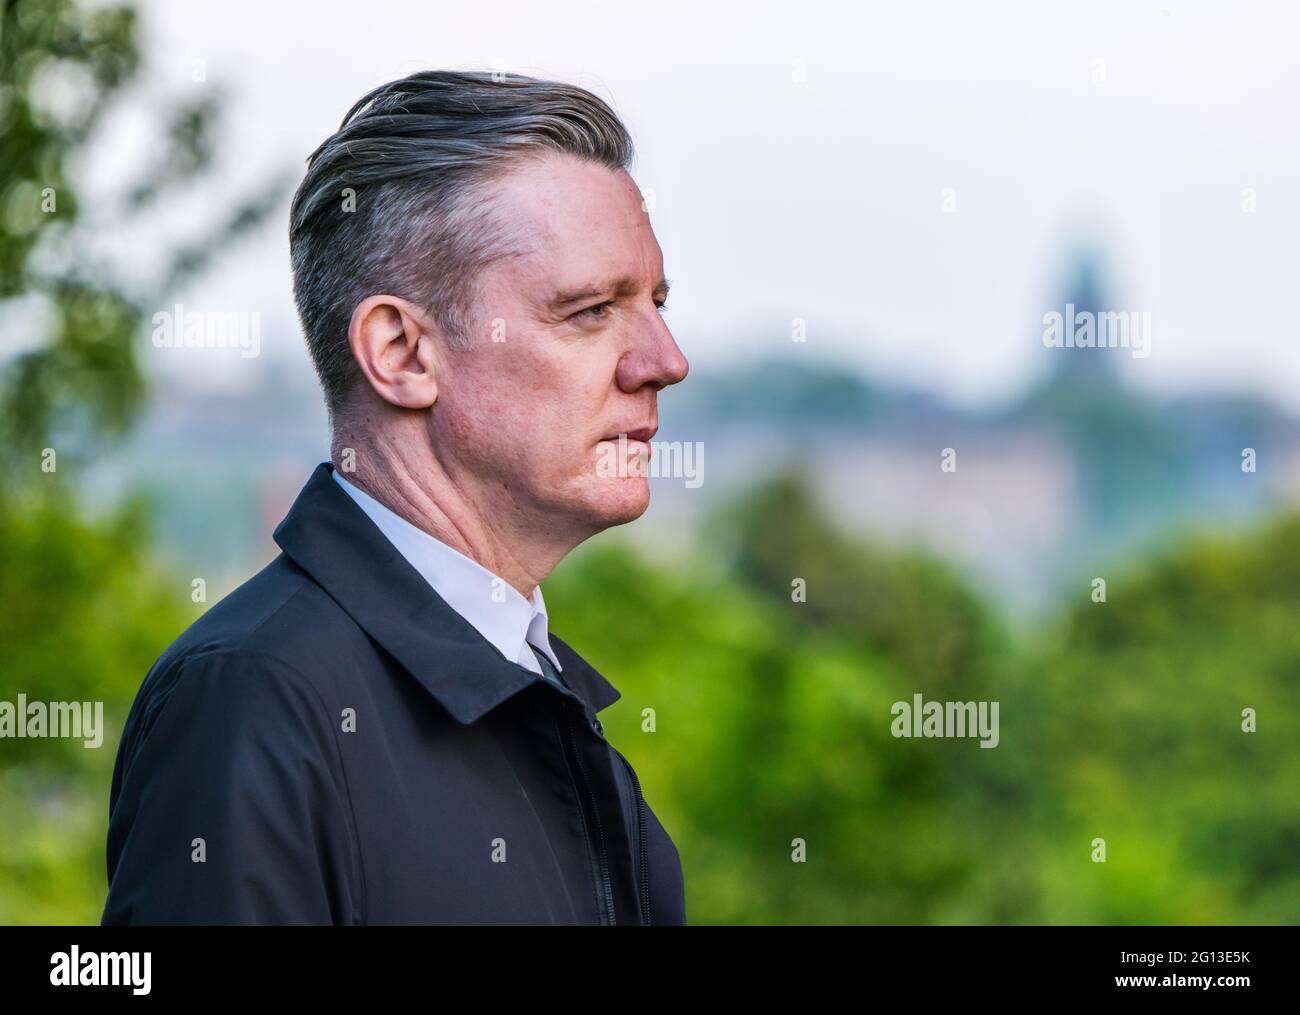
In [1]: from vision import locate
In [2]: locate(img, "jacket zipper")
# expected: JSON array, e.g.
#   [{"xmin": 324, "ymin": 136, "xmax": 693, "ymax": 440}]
[
  {"xmin": 616, "ymin": 750, "xmax": 652, "ymax": 926},
  {"xmin": 561, "ymin": 710, "xmax": 617, "ymax": 926}
]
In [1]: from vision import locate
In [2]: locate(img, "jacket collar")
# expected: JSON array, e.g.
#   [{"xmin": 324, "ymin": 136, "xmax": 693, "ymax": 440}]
[{"xmin": 272, "ymin": 462, "xmax": 622, "ymax": 724}]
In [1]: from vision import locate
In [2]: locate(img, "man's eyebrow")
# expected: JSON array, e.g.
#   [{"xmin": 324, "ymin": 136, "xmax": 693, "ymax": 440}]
[{"xmin": 548, "ymin": 276, "xmax": 671, "ymax": 309}]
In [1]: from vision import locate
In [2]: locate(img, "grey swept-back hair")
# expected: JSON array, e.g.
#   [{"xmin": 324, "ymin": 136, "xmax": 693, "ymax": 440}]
[{"xmin": 288, "ymin": 69, "xmax": 635, "ymax": 419}]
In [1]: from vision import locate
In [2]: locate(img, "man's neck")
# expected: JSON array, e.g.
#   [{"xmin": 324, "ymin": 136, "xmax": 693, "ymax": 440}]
[{"xmin": 330, "ymin": 432, "xmax": 568, "ymax": 599}]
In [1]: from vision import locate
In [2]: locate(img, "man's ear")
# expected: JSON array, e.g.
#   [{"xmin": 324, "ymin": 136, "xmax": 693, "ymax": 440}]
[{"xmin": 347, "ymin": 295, "xmax": 441, "ymax": 409}]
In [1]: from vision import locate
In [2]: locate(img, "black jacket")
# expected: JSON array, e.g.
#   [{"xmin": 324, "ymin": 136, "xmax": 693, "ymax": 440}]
[{"xmin": 101, "ymin": 462, "xmax": 687, "ymax": 925}]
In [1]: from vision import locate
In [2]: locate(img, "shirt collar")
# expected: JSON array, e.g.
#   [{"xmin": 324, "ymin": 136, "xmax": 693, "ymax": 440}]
[
  {"xmin": 331, "ymin": 469, "xmax": 562, "ymax": 674},
  {"xmin": 272, "ymin": 462, "xmax": 620, "ymax": 724}
]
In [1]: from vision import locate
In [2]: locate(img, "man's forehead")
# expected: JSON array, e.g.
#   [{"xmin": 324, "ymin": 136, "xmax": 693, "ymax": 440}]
[
  {"xmin": 494, "ymin": 232, "xmax": 666, "ymax": 296},
  {"xmin": 482, "ymin": 155, "xmax": 665, "ymax": 298},
  {"xmin": 490, "ymin": 152, "xmax": 641, "ymax": 225}
]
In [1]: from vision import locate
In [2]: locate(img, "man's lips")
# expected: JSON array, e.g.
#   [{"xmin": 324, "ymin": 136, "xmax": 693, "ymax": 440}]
[{"xmin": 599, "ymin": 426, "xmax": 657, "ymax": 444}]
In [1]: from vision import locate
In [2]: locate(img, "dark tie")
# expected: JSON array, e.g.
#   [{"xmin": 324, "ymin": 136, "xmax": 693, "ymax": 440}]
[{"xmin": 529, "ymin": 644, "xmax": 570, "ymax": 693}]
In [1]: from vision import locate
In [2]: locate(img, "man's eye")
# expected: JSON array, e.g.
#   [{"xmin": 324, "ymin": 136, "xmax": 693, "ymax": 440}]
[{"xmin": 573, "ymin": 299, "xmax": 667, "ymax": 320}]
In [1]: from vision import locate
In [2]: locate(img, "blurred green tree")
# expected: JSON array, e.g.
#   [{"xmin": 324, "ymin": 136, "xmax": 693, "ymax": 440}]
[
  {"xmin": 548, "ymin": 476, "xmax": 1034, "ymax": 923},
  {"xmin": 0, "ymin": 0, "xmax": 287, "ymax": 922},
  {"xmin": 0, "ymin": 0, "xmax": 287, "ymax": 475},
  {"xmin": 1026, "ymin": 517, "xmax": 1300, "ymax": 923},
  {"xmin": 549, "ymin": 476, "xmax": 1300, "ymax": 924}
]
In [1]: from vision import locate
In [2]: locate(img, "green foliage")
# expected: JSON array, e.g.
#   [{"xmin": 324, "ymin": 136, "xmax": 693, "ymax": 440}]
[
  {"xmin": 546, "ymin": 477, "xmax": 1300, "ymax": 924},
  {"xmin": 0, "ymin": 492, "xmax": 196, "ymax": 923},
  {"xmin": 0, "ymin": 0, "xmax": 288, "ymax": 473},
  {"xmin": 0, "ymin": 0, "xmax": 284, "ymax": 923},
  {"xmin": 549, "ymin": 476, "xmax": 1028, "ymax": 924},
  {"xmin": 1027, "ymin": 517, "xmax": 1300, "ymax": 923},
  {"xmin": 710, "ymin": 471, "xmax": 1010, "ymax": 693}
]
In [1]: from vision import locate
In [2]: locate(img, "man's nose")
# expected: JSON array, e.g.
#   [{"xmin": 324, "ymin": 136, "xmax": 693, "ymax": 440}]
[{"xmin": 616, "ymin": 312, "xmax": 689, "ymax": 393}]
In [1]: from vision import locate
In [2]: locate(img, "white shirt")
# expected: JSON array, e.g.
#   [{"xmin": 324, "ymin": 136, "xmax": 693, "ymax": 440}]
[{"xmin": 332, "ymin": 469, "xmax": 562, "ymax": 677}]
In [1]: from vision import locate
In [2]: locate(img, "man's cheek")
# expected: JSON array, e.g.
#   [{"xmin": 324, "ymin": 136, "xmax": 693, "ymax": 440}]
[{"xmin": 456, "ymin": 391, "xmax": 525, "ymax": 448}]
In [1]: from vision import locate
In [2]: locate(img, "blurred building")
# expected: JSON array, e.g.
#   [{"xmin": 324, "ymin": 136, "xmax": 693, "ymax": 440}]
[{"xmin": 95, "ymin": 251, "xmax": 1300, "ymax": 610}]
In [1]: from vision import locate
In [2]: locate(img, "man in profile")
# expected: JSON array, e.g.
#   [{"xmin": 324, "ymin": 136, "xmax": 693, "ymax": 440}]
[{"xmin": 102, "ymin": 70, "xmax": 689, "ymax": 925}]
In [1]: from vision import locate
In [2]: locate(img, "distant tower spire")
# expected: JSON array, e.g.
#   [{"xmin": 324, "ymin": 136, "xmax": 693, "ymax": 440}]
[{"xmin": 1046, "ymin": 243, "xmax": 1117, "ymax": 390}]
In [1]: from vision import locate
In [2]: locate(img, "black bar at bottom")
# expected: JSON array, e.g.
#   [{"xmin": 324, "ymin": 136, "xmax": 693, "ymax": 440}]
[{"xmin": 0, "ymin": 924, "xmax": 1289, "ymax": 1000}]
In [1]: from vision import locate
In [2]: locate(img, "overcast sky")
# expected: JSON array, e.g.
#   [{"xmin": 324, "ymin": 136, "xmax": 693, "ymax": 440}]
[{"xmin": 117, "ymin": 0, "xmax": 1300, "ymax": 412}]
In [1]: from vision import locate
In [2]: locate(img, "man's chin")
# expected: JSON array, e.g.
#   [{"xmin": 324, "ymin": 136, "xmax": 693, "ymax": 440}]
[{"xmin": 584, "ymin": 479, "xmax": 651, "ymax": 530}]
